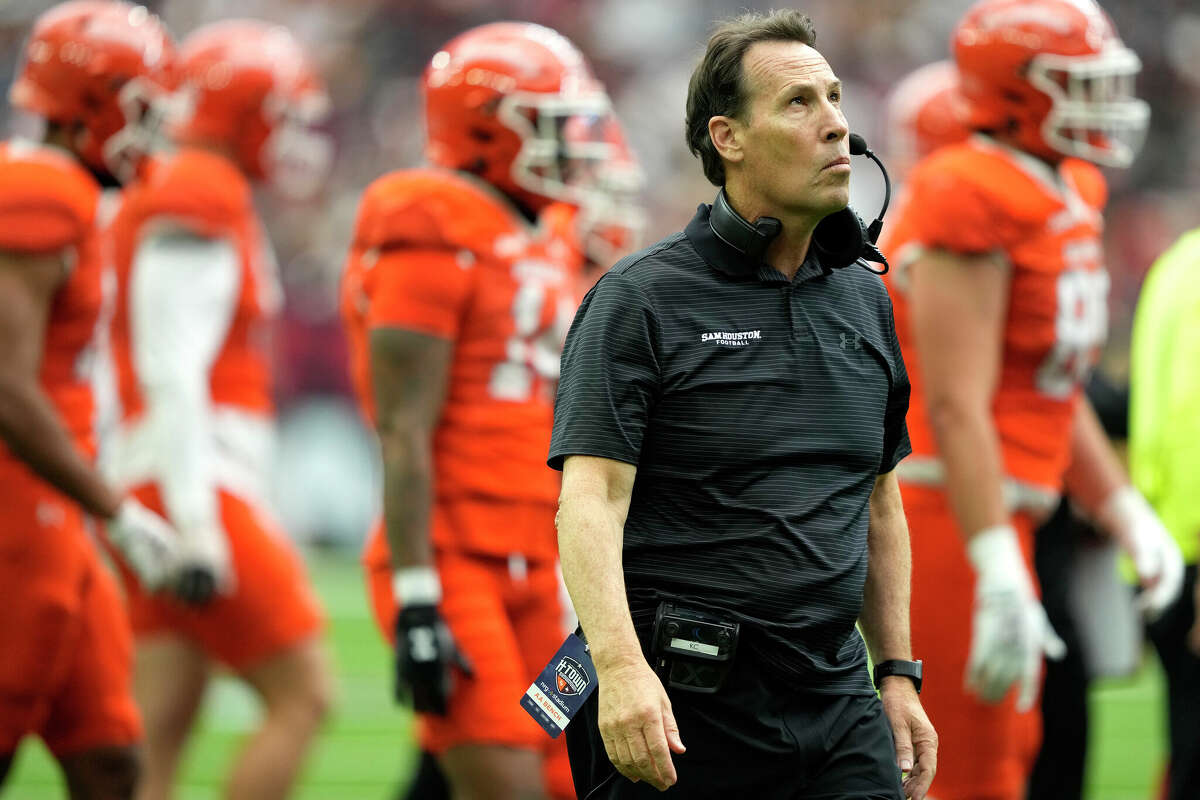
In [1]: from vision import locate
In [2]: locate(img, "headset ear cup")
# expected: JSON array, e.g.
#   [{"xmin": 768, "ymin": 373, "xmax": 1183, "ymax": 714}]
[{"xmin": 812, "ymin": 207, "xmax": 869, "ymax": 270}]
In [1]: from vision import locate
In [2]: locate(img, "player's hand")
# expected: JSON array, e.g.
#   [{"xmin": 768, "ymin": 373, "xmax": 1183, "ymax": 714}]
[
  {"xmin": 173, "ymin": 525, "xmax": 234, "ymax": 607},
  {"xmin": 595, "ymin": 656, "xmax": 685, "ymax": 791},
  {"xmin": 106, "ymin": 498, "xmax": 181, "ymax": 592},
  {"xmin": 1098, "ymin": 487, "xmax": 1185, "ymax": 620},
  {"xmin": 393, "ymin": 603, "xmax": 472, "ymax": 714},
  {"xmin": 965, "ymin": 525, "xmax": 1066, "ymax": 712},
  {"xmin": 879, "ymin": 677, "xmax": 937, "ymax": 800}
]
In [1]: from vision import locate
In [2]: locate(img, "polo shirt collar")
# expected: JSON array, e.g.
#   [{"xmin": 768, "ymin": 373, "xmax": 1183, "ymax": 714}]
[{"xmin": 685, "ymin": 202, "xmax": 829, "ymax": 285}]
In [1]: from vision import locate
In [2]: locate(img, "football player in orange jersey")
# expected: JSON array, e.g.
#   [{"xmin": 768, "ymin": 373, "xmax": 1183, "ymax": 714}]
[
  {"xmin": 879, "ymin": 1, "xmax": 1183, "ymax": 798},
  {"xmin": 881, "ymin": 60, "xmax": 971, "ymax": 181},
  {"xmin": 340, "ymin": 22, "xmax": 626, "ymax": 800},
  {"xmin": 101, "ymin": 20, "xmax": 333, "ymax": 800},
  {"xmin": 0, "ymin": 2, "xmax": 183, "ymax": 797}
]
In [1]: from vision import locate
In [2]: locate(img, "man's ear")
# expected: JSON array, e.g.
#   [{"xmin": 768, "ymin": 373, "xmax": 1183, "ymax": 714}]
[{"xmin": 708, "ymin": 115, "xmax": 744, "ymax": 166}]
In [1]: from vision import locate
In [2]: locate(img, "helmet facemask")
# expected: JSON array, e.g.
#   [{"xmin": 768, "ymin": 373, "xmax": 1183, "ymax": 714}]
[
  {"xmin": 498, "ymin": 90, "xmax": 616, "ymax": 209},
  {"xmin": 102, "ymin": 76, "xmax": 178, "ymax": 183},
  {"xmin": 1028, "ymin": 45, "xmax": 1149, "ymax": 167},
  {"xmin": 260, "ymin": 90, "xmax": 333, "ymax": 200}
]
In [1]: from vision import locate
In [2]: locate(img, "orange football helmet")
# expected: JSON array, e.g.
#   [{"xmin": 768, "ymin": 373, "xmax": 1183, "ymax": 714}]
[
  {"xmin": 9, "ymin": 0, "xmax": 176, "ymax": 181},
  {"xmin": 423, "ymin": 21, "xmax": 614, "ymax": 214},
  {"xmin": 577, "ymin": 121, "xmax": 646, "ymax": 271},
  {"xmin": 953, "ymin": 0, "xmax": 1148, "ymax": 167},
  {"xmin": 174, "ymin": 20, "xmax": 331, "ymax": 197},
  {"xmin": 884, "ymin": 60, "xmax": 971, "ymax": 178}
]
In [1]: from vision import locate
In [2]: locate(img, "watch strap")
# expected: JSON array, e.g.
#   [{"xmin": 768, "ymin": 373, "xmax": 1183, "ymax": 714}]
[{"xmin": 873, "ymin": 659, "xmax": 923, "ymax": 693}]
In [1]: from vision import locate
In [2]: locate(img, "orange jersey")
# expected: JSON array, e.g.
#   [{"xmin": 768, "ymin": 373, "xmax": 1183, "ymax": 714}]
[
  {"xmin": 108, "ymin": 147, "xmax": 277, "ymax": 425},
  {"xmin": 0, "ymin": 140, "xmax": 104, "ymax": 470},
  {"xmin": 882, "ymin": 135, "xmax": 1109, "ymax": 495},
  {"xmin": 340, "ymin": 168, "xmax": 583, "ymax": 555}
]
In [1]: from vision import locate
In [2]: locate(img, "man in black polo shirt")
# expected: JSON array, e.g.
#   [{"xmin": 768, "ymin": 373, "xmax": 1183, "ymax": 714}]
[{"xmin": 549, "ymin": 9, "xmax": 937, "ymax": 800}]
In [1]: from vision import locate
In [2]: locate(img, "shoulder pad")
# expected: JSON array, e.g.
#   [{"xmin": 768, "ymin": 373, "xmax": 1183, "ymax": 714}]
[
  {"xmin": 1061, "ymin": 158, "xmax": 1107, "ymax": 211},
  {"xmin": 915, "ymin": 142, "xmax": 1060, "ymax": 224},
  {"xmin": 124, "ymin": 149, "xmax": 253, "ymax": 238},
  {"xmin": 352, "ymin": 168, "xmax": 524, "ymax": 252},
  {"xmin": 0, "ymin": 141, "xmax": 99, "ymax": 252}
]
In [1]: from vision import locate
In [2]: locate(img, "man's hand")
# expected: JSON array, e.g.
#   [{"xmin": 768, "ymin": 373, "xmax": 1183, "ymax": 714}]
[
  {"xmin": 596, "ymin": 657, "xmax": 685, "ymax": 791},
  {"xmin": 879, "ymin": 678, "xmax": 937, "ymax": 800},
  {"xmin": 1097, "ymin": 487, "xmax": 1185, "ymax": 619},
  {"xmin": 393, "ymin": 603, "xmax": 472, "ymax": 714},
  {"xmin": 106, "ymin": 498, "xmax": 181, "ymax": 592},
  {"xmin": 173, "ymin": 525, "xmax": 234, "ymax": 606},
  {"xmin": 965, "ymin": 525, "xmax": 1066, "ymax": 711}
]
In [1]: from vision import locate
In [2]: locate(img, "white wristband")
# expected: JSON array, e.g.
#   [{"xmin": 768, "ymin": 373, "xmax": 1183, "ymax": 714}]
[
  {"xmin": 393, "ymin": 566, "xmax": 441, "ymax": 605},
  {"xmin": 965, "ymin": 524, "xmax": 1024, "ymax": 577}
]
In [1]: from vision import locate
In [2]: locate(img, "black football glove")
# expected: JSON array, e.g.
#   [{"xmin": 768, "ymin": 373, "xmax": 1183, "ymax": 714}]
[{"xmin": 394, "ymin": 603, "xmax": 473, "ymax": 715}]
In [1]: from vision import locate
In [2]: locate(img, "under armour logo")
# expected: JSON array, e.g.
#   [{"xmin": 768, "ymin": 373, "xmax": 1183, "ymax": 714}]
[{"xmin": 840, "ymin": 332, "xmax": 862, "ymax": 350}]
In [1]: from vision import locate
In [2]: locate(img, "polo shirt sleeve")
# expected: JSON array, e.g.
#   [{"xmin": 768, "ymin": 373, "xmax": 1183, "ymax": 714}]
[
  {"xmin": 548, "ymin": 271, "xmax": 661, "ymax": 470},
  {"xmin": 879, "ymin": 297, "xmax": 912, "ymax": 474}
]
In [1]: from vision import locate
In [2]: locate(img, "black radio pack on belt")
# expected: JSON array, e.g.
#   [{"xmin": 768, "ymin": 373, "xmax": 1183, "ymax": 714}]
[{"xmin": 650, "ymin": 602, "xmax": 739, "ymax": 693}]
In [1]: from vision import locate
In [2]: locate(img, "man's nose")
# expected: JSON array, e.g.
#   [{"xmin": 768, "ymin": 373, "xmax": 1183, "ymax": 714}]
[{"xmin": 823, "ymin": 112, "xmax": 848, "ymax": 143}]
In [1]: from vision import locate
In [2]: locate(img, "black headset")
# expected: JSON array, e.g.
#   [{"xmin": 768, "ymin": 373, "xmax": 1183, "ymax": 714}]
[{"xmin": 708, "ymin": 132, "xmax": 891, "ymax": 275}]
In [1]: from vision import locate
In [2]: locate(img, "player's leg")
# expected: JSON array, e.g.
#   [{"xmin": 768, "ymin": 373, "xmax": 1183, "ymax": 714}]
[
  {"xmin": 41, "ymin": 556, "xmax": 143, "ymax": 800},
  {"xmin": 231, "ymin": 636, "xmax": 332, "ymax": 800},
  {"xmin": 905, "ymin": 486, "xmax": 1040, "ymax": 800},
  {"xmin": 58, "ymin": 746, "xmax": 140, "ymax": 800},
  {"xmin": 184, "ymin": 492, "xmax": 329, "ymax": 800},
  {"xmin": 130, "ymin": 636, "xmax": 209, "ymax": 800},
  {"xmin": 1147, "ymin": 564, "xmax": 1200, "ymax": 800},
  {"xmin": 400, "ymin": 750, "xmax": 451, "ymax": 800},
  {"xmin": 426, "ymin": 548, "xmax": 549, "ymax": 800}
]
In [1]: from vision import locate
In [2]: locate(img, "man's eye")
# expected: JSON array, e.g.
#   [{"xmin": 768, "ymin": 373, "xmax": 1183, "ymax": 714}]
[
  {"xmin": 829, "ymin": 92, "xmax": 841, "ymax": 103},
  {"xmin": 791, "ymin": 96, "xmax": 807, "ymax": 105}
]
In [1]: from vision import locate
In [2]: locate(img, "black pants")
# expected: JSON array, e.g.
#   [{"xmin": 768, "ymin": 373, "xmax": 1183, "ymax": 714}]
[
  {"xmin": 566, "ymin": 653, "xmax": 903, "ymax": 799},
  {"xmin": 1147, "ymin": 563, "xmax": 1200, "ymax": 800},
  {"xmin": 1027, "ymin": 501, "xmax": 1090, "ymax": 800}
]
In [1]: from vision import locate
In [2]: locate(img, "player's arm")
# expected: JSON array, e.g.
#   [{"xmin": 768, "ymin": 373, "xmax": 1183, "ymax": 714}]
[
  {"xmin": 130, "ymin": 228, "xmax": 240, "ymax": 603},
  {"xmin": 364, "ymin": 245, "xmax": 472, "ymax": 714},
  {"xmin": 557, "ymin": 454, "xmax": 683, "ymax": 791},
  {"xmin": 907, "ymin": 247, "xmax": 1062, "ymax": 709},
  {"xmin": 1062, "ymin": 398, "xmax": 1183, "ymax": 616},
  {"xmin": 907, "ymin": 248, "xmax": 1009, "ymax": 537},
  {"xmin": 0, "ymin": 249, "xmax": 179, "ymax": 587},
  {"xmin": 0, "ymin": 249, "xmax": 121, "ymax": 517},
  {"xmin": 369, "ymin": 325, "xmax": 450, "ymax": 573}
]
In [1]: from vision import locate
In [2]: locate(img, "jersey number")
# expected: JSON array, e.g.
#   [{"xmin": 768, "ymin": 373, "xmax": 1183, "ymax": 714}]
[
  {"xmin": 489, "ymin": 277, "xmax": 574, "ymax": 402},
  {"xmin": 1035, "ymin": 261, "xmax": 1109, "ymax": 399}
]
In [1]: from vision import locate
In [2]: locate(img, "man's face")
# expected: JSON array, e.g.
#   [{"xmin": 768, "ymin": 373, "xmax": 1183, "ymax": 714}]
[{"xmin": 733, "ymin": 41, "xmax": 850, "ymax": 217}]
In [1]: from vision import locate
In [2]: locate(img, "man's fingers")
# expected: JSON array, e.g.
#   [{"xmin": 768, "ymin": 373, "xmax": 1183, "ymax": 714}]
[
  {"xmin": 644, "ymin": 715, "xmax": 679, "ymax": 789},
  {"xmin": 623, "ymin": 728, "xmax": 660, "ymax": 787},
  {"xmin": 610, "ymin": 733, "xmax": 639, "ymax": 783},
  {"xmin": 662, "ymin": 701, "xmax": 686, "ymax": 754},
  {"xmin": 1015, "ymin": 641, "xmax": 1042, "ymax": 713},
  {"xmin": 890, "ymin": 718, "xmax": 914, "ymax": 773}
]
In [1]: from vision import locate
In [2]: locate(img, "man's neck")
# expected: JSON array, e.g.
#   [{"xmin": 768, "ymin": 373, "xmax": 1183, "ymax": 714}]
[{"xmin": 723, "ymin": 181, "xmax": 819, "ymax": 280}]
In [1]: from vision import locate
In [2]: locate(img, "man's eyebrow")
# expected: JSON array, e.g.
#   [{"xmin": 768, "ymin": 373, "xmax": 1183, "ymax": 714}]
[{"xmin": 780, "ymin": 77, "xmax": 842, "ymax": 96}]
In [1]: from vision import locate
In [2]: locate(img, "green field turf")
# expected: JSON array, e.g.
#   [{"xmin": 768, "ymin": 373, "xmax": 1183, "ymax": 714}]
[{"xmin": 5, "ymin": 552, "xmax": 1169, "ymax": 799}]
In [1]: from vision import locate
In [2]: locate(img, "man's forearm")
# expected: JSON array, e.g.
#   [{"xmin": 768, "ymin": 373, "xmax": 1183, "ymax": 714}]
[
  {"xmin": 859, "ymin": 471, "xmax": 913, "ymax": 663},
  {"xmin": 557, "ymin": 490, "xmax": 643, "ymax": 674},
  {"xmin": 0, "ymin": 374, "xmax": 120, "ymax": 518},
  {"xmin": 379, "ymin": 427, "xmax": 435, "ymax": 570}
]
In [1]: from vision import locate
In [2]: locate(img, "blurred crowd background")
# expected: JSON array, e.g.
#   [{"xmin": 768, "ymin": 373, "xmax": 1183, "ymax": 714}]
[{"xmin": 2, "ymin": 0, "xmax": 1196, "ymax": 550}]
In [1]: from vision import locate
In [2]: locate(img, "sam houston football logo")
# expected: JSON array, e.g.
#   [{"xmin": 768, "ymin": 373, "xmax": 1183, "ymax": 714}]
[{"xmin": 554, "ymin": 656, "xmax": 589, "ymax": 696}]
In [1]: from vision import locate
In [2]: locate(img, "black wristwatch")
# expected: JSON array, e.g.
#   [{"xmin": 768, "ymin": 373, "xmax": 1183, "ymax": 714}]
[{"xmin": 873, "ymin": 659, "xmax": 923, "ymax": 693}]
